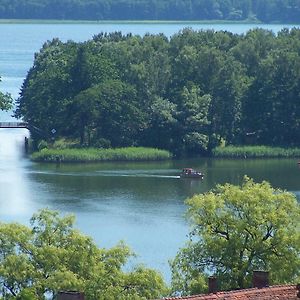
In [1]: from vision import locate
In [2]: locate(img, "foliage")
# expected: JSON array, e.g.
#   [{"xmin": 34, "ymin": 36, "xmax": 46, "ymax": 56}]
[
  {"xmin": 37, "ymin": 140, "xmax": 49, "ymax": 151},
  {"xmin": 0, "ymin": 209, "xmax": 167, "ymax": 299},
  {"xmin": 31, "ymin": 147, "xmax": 172, "ymax": 162},
  {"xmin": 0, "ymin": 0, "xmax": 300, "ymax": 22},
  {"xmin": 213, "ymin": 145, "xmax": 300, "ymax": 158},
  {"xmin": 0, "ymin": 76, "xmax": 12, "ymax": 111},
  {"xmin": 170, "ymin": 177, "xmax": 300, "ymax": 295},
  {"xmin": 0, "ymin": 93, "xmax": 12, "ymax": 111},
  {"xmin": 51, "ymin": 138, "xmax": 79, "ymax": 149},
  {"xmin": 15, "ymin": 28, "xmax": 300, "ymax": 156}
]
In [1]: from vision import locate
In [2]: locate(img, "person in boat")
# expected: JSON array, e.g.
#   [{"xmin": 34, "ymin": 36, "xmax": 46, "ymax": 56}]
[{"xmin": 181, "ymin": 168, "xmax": 204, "ymax": 178}]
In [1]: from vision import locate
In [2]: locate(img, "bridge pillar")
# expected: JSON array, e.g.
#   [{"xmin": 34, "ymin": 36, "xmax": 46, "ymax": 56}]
[{"xmin": 24, "ymin": 137, "xmax": 29, "ymax": 153}]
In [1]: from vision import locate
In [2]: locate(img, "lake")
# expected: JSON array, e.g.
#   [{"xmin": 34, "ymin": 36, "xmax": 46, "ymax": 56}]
[{"xmin": 0, "ymin": 22, "xmax": 299, "ymax": 283}]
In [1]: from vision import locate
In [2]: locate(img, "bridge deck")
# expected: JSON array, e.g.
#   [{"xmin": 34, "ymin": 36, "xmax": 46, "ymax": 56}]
[{"xmin": 0, "ymin": 122, "xmax": 29, "ymax": 129}]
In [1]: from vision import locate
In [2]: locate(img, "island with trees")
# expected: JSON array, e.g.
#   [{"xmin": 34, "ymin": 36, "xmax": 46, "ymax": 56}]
[
  {"xmin": 0, "ymin": 0, "xmax": 300, "ymax": 23},
  {"xmin": 14, "ymin": 28, "xmax": 300, "ymax": 160}
]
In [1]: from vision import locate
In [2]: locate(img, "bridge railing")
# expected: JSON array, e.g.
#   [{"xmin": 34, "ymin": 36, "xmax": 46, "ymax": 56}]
[{"xmin": 0, "ymin": 122, "xmax": 29, "ymax": 128}]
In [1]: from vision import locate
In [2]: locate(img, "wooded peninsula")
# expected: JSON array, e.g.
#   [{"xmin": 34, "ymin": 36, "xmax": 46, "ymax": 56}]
[
  {"xmin": 1, "ymin": 0, "xmax": 300, "ymax": 23},
  {"xmin": 15, "ymin": 28, "xmax": 300, "ymax": 157}
]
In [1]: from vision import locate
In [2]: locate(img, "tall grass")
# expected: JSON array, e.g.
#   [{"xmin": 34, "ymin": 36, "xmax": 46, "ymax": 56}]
[
  {"xmin": 31, "ymin": 147, "xmax": 172, "ymax": 162},
  {"xmin": 213, "ymin": 145, "xmax": 300, "ymax": 158}
]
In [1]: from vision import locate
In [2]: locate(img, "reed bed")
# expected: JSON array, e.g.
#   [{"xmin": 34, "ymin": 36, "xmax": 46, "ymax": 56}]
[
  {"xmin": 31, "ymin": 147, "xmax": 172, "ymax": 162},
  {"xmin": 213, "ymin": 145, "xmax": 300, "ymax": 158}
]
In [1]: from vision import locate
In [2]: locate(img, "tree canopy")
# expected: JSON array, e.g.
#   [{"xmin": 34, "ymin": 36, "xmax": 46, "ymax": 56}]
[
  {"xmin": 170, "ymin": 176, "xmax": 300, "ymax": 296},
  {"xmin": 0, "ymin": 0, "xmax": 300, "ymax": 22},
  {"xmin": 0, "ymin": 209, "xmax": 167, "ymax": 299},
  {"xmin": 15, "ymin": 28, "xmax": 300, "ymax": 155},
  {"xmin": 0, "ymin": 77, "xmax": 12, "ymax": 111}
]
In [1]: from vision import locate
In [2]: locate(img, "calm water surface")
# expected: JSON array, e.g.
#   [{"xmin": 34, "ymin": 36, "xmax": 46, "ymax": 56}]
[{"xmin": 0, "ymin": 22, "xmax": 299, "ymax": 282}]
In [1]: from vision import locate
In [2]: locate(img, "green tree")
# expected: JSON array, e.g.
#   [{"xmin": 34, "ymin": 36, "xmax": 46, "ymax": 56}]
[
  {"xmin": 244, "ymin": 47, "xmax": 300, "ymax": 146},
  {"xmin": 209, "ymin": 55, "xmax": 250, "ymax": 144},
  {"xmin": 177, "ymin": 85, "xmax": 211, "ymax": 154},
  {"xmin": 0, "ymin": 209, "xmax": 167, "ymax": 300},
  {"xmin": 0, "ymin": 77, "xmax": 12, "ymax": 111},
  {"xmin": 70, "ymin": 86, "xmax": 101, "ymax": 145},
  {"xmin": 91, "ymin": 79, "xmax": 143, "ymax": 147},
  {"xmin": 170, "ymin": 177, "xmax": 300, "ymax": 296},
  {"xmin": 14, "ymin": 39, "xmax": 77, "ymax": 138},
  {"xmin": 143, "ymin": 96, "xmax": 178, "ymax": 150},
  {"xmin": 0, "ymin": 91, "xmax": 12, "ymax": 111}
]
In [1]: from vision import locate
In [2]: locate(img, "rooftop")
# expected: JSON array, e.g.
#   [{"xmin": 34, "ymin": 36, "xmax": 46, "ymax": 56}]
[{"xmin": 163, "ymin": 284, "xmax": 299, "ymax": 300}]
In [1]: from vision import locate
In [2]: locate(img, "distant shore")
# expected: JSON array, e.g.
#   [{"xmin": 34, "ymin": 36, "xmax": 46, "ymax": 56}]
[{"xmin": 0, "ymin": 19, "xmax": 264, "ymax": 24}]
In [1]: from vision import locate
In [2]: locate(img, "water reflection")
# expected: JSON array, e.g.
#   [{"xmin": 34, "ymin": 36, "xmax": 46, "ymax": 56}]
[{"xmin": 0, "ymin": 128, "xmax": 34, "ymax": 219}]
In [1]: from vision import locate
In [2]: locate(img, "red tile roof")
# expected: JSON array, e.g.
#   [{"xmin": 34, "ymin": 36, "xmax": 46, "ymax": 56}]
[{"xmin": 162, "ymin": 285, "xmax": 299, "ymax": 300}]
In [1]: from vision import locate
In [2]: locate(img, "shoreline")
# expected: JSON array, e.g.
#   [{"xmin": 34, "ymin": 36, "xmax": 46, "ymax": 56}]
[
  {"xmin": 30, "ymin": 145, "xmax": 300, "ymax": 163},
  {"xmin": 213, "ymin": 145, "xmax": 300, "ymax": 158},
  {"xmin": 31, "ymin": 146, "xmax": 172, "ymax": 163}
]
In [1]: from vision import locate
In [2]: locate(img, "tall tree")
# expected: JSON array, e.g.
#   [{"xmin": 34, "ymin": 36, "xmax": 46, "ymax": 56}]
[
  {"xmin": 176, "ymin": 85, "xmax": 211, "ymax": 154},
  {"xmin": 0, "ymin": 209, "xmax": 167, "ymax": 299},
  {"xmin": 244, "ymin": 48, "xmax": 300, "ymax": 145},
  {"xmin": 15, "ymin": 39, "xmax": 77, "ymax": 138},
  {"xmin": 171, "ymin": 177, "xmax": 300, "ymax": 296},
  {"xmin": 143, "ymin": 96, "xmax": 178, "ymax": 150}
]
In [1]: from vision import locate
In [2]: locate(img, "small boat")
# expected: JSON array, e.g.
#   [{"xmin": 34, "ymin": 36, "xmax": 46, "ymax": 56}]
[{"xmin": 180, "ymin": 168, "xmax": 204, "ymax": 179}]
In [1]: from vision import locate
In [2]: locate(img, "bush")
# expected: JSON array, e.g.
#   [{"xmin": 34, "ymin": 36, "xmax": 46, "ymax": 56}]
[
  {"xmin": 37, "ymin": 140, "xmax": 48, "ymax": 151},
  {"xmin": 52, "ymin": 138, "xmax": 79, "ymax": 149},
  {"xmin": 92, "ymin": 138, "xmax": 111, "ymax": 149}
]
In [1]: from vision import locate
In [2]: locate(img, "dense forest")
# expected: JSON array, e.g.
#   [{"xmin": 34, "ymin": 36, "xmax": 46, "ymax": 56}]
[
  {"xmin": 1, "ymin": 0, "xmax": 300, "ymax": 22},
  {"xmin": 15, "ymin": 28, "xmax": 300, "ymax": 155}
]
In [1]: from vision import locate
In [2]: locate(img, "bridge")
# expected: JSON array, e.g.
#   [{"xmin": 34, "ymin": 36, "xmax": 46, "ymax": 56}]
[
  {"xmin": 0, "ymin": 122, "xmax": 29, "ymax": 129},
  {"xmin": 0, "ymin": 122, "xmax": 46, "ymax": 137}
]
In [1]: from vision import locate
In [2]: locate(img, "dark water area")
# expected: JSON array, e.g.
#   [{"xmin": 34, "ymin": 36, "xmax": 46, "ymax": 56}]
[{"xmin": 0, "ymin": 22, "xmax": 299, "ymax": 283}]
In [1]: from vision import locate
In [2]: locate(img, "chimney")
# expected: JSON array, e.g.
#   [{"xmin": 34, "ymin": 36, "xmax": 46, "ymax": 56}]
[
  {"xmin": 252, "ymin": 271, "xmax": 269, "ymax": 288},
  {"xmin": 57, "ymin": 291, "xmax": 85, "ymax": 300},
  {"xmin": 208, "ymin": 276, "xmax": 218, "ymax": 294}
]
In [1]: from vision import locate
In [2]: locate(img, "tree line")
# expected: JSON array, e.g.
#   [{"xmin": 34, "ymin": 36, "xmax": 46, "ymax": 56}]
[
  {"xmin": 1, "ymin": 0, "xmax": 300, "ymax": 22},
  {"xmin": 15, "ymin": 28, "xmax": 300, "ymax": 155}
]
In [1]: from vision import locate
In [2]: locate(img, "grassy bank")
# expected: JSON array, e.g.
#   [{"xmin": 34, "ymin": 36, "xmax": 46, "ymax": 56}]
[
  {"xmin": 213, "ymin": 145, "xmax": 300, "ymax": 158},
  {"xmin": 31, "ymin": 147, "xmax": 172, "ymax": 162}
]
